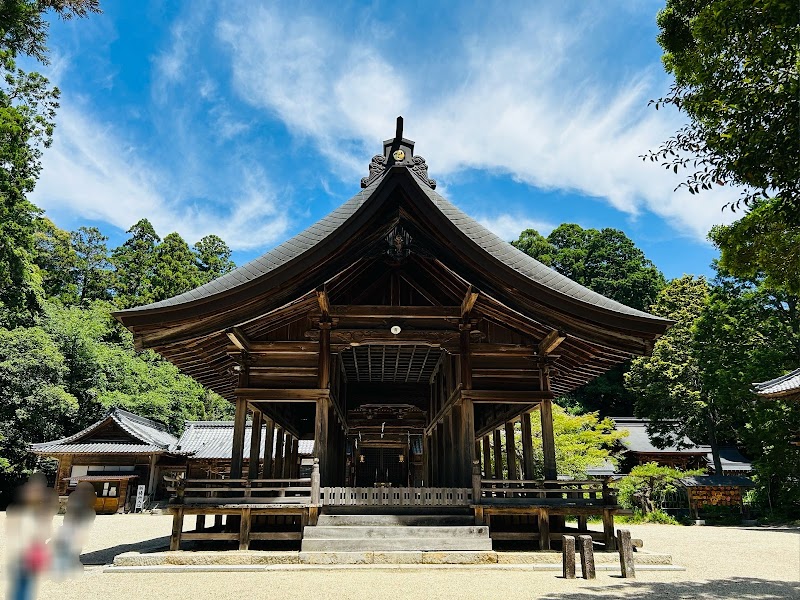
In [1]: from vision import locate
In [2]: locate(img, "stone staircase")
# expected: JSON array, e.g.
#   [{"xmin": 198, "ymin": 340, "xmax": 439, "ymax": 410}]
[{"xmin": 301, "ymin": 514, "xmax": 493, "ymax": 552}]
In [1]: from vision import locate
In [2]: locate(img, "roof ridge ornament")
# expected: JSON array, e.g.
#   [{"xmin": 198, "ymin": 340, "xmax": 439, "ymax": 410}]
[{"xmin": 360, "ymin": 116, "xmax": 436, "ymax": 189}]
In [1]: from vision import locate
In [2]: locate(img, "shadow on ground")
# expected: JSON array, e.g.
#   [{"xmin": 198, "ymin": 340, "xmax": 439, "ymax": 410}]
[
  {"xmin": 541, "ymin": 578, "xmax": 799, "ymax": 600},
  {"xmin": 80, "ymin": 536, "xmax": 170, "ymax": 565}
]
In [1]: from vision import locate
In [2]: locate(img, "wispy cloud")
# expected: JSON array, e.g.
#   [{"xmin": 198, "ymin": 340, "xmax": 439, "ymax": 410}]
[
  {"xmin": 33, "ymin": 104, "xmax": 290, "ymax": 249},
  {"xmin": 477, "ymin": 214, "xmax": 556, "ymax": 242},
  {"xmin": 217, "ymin": 2, "xmax": 738, "ymax": 240}
]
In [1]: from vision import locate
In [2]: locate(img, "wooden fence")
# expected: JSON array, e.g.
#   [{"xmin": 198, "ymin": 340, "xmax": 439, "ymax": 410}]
[{"xmin": 321, "ymin": 487, "xmax": 472, "ymax": 506}]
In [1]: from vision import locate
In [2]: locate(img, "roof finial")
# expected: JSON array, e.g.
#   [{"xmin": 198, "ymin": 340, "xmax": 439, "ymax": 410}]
[{"xmin": 395, "ymin": 116, "xmax": 404, "ymax": 142}]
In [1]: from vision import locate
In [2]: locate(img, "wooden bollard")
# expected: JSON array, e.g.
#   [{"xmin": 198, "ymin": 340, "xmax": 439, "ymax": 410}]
[
  {"xmin": 616, "ymin": 528, "xmax": 636, "ymax": 578},
  {"xmin": 578, "ymin": 535, "xmax": 596, "ymax": 580},
  {"xmin": 562, "ymin": 535, "xmax": 576, "ymax": 579}
]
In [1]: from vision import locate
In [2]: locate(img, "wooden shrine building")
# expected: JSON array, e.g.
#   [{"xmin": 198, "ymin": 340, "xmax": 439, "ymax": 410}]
[
  {"xmin": 32, "ymin": 408, "xmax": 181, "ymax": 512},
  {"xmin": 114, "ymin": 120, "xmax": 671, "ymax": 551}
]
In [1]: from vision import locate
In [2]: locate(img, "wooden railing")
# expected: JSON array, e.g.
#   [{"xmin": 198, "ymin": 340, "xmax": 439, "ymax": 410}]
[
  {"xmin": 472, "ymin": 464, "xmax": 615, "ymax": 505},
  {"xmin": 321, "ymin": 487, "xmax": 472, "ymax": 506},
  {"xmin": 171, "ymin": 458, "xmax": 322, "ymax": 506},
  {"xmin": 477, "ymin": 479, "xmax": 613, "ymax": 504}
]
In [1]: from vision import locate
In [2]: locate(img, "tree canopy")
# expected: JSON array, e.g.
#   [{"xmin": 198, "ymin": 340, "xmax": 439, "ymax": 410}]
[
  {"xmin": 513, "ymin": 224, "xmax": 666, "ymax": 414},
  {"xmin": 650, "ymin": 0, "xmax": 799, "ymax": 216}
]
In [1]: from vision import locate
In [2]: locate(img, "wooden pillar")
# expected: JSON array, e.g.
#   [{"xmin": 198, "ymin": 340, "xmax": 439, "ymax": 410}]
[
  {"xmin": 314, "ymin": 398, "xmax": 329, "ymax": 485},
  {"xmin": 281, "ymin": 431, "xmax": 292, "ymax": 478},
  {"xmin": 317, "ymin": 321, "xmax": 331, "ymax": 486},
  {"xmin": 170, "ymin": 507, "xmax": 184, "ymax": 551},
  {"xmin": 446, "ymin": 411, "xmax": 456, "ymax": 486},
  {"xmin": 504, "ymin": 421, "xmax": 518, "ymax": 480},
  {"xmin": 261, "ymin": 417, "xmax": 275, "ymax": 479},
  {"xmin": 539, "ymin": 367, "xmax": 557, "ymax": 480},
  {"xmin": 437, "ymin": 421, "xmax": 446, "ymax": 486},
  {"xmin": 248, "ymin": 408, "xmax": 263, "ymax": 480},
  {"xmin": 423, "ymin": 433, "xmax": 431, "ymax": 486},
  {"xmin": 273, "ymin": 426, "xmax": 285, "ymax": 479},
  {"xmin": 492, "ymin": 429, "xmax": 503, "ymax": 479},
  {"xmin": 521, "ymin": 412, "xmax": 535, "ymax": 480},
  {"xmin": 538, "ymin": 508, "xmax": 551, "ymax": 550},
  {"xmin": 459, "ymin": 325, "xmax": 475, "ymax": 488},
  {"xmin": 451, "ymin": 403, "xmax": 464, "ymax": 486},
  {"xmin": 230, "ymin": 397, "xmax": 248, "ymax": 479},
  {"xmin": 289, "ymin": 436, "xmax": 299, "ymax": 478},
  {"xmin": 481, "ymin": 435, "xmax": 491, "ymax": 478}
]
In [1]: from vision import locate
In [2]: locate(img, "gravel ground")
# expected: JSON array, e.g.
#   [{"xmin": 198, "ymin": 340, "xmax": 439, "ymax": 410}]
[{"xmin": 1, "ymin": 513, "xmax": 798, "ymax": 599}]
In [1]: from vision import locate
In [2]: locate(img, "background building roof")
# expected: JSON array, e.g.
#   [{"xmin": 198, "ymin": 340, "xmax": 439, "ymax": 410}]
[
  {"xmin": 613, "ymin": 417, "xmax": 706, "ymax": 455},
  {"xmin": 32, "ymin": 408, "xmax": 177, "ymax": 455},
  {"xmin": 175, "ymin": 421, "xmax": 314, "ymax": 460},
  {"xmin": 753, "ymin": 368, "xmax": 800, "ymax": 398}
]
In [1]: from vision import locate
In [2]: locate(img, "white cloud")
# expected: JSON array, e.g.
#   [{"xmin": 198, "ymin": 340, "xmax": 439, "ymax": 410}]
[
  {"xmin": 477, "ymin": 214, "xmax": 555, "ymax": 242},
  {"xmin": 217, "ymin": 4, "xmax": 739, "ymax": 241},
  {"xmin": 32, "ymin": 104, "xmax": 290, "ymax": 250}
]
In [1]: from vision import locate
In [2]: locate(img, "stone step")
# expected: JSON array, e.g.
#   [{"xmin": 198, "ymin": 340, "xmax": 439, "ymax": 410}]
[
  {"xmin": 301, "ymin": 537, "xmax": 494, "ymax": 552},
  {"xmin": 303, "ymin": 526, "xmax": 489, "ymax": 539},
  {"xmin": 316, "ymin": 514, "xmax": 474, "ymax": 527}
]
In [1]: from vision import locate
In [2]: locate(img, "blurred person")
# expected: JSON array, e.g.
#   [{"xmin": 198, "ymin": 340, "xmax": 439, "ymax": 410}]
[
  {"xmin": 5, "ymin": 473, "xmax": 57, "ymax": 600},
  {"xmin": 51, "ymin": 482, "xmax": 96, "ymax": 578}
]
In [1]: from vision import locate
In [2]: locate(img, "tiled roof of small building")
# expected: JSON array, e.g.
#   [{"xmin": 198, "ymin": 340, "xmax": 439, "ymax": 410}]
[
  {"xmin": 753, "ymin": 368, "xmax": 800, "ymax": 398},
  {"xmin": 32, "ymin": 408, "xmax": 177, "ymax": 454},
  {"xmin": 680, "ymin": 475, "xmax": 755, "ymax": 488},
  {"xmin": 175, "ymin": 421, "xmax": 314, "ymax": 460},
  {"xmin": 613, "ymin": 417, "xmax": 707, "ymax": 454}
]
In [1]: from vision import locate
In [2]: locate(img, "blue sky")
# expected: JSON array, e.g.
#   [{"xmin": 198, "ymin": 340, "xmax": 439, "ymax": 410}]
[{"xmin": 32, "ymin": 0, "xmax": 739, "ymax": 280}]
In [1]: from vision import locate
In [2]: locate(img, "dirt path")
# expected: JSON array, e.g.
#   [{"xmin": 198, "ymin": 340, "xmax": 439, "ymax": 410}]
[{"xmin": 1, "ymin": 514, "xmax": 797, "ymax": 599}]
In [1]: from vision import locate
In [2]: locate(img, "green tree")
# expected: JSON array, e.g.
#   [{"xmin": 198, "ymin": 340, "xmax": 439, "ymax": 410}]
[
  {"xmin": 709, "ymin": 204, "xmax": 800, "ymax": 295},
  {"xmin": 111, "ymin": 219, "xmax": 160, "ymax": 307},
  {"xmin": 152, "ymin": 232, "xmax": 201, "ymax": 302},
  {"xmin": 625, "ymin": 276, "xmax": 731, "ymax": 474},
  {"xmin": 32, "ymin": 216, "xmax": 78, "ymax": 303},
  {"xmin": 617, "ymin": 463, "xmax": 703, "ymax": 513},
  {"xmin": 513, "ymin": 224, "xmax": 666, "ymax": 414},
  {"xmin": 0, "ymin": 0, "xmax": 99, "ymax": 326},
  {"xmin": 194, "ymin": 234, "xmax": 235, "ymax": 284},
  {"xmin": 694, "ymin": 270, "xmax": 800, "ymax": 513},
  {"xmin": 649, "ymin": 0, "xmax": 799, "ymax": 215},
  {"xmin": 0, "ymin": 325, "xmax": 79, "ymax": 492},
  {"xmin": 516, "ymin": 407, "xmax": 626, "ymax": 479},
  {"xmin": 71, "ymin": 225, "xmax": 111, "ymax": 302}
]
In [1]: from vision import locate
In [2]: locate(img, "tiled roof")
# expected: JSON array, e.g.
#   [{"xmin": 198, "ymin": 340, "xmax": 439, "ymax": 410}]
[
  {"xmin": 176, "ymin": 421, "xmax": 314, "ymax": 460},
  {"xmin": 612, "ymin": 417, "xmax": 707, "ymax": 455},
  {"xmin": 117, "ymin": 180, "xmax": 381, "ymax": 312},
  {"xmin": 116, "ymin": 167, "xmax": 666, "ymax": 323},
  {"xmin": 680, "ymin": 475, "xmax": 755, "ymax": 488},
  {"xmin": 34, "ymin": 444, "xmax": 164, "ymax": 454},
  {"xmin": 700, "ymin": 446, "xmax": 753, "ymax": 473},
  {"xmin": 753, "ymin": 368, "xmax": 800, "ymax": 398},
  {"xmin": 32, "ymin": 408, "xmax": 177, "ymax": 454}
]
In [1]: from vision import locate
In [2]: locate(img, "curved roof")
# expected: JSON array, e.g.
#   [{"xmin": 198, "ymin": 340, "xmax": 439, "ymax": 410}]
[
  {"xmin": 32, "ymin": 408, "xmax": 177, "ymax": 454},
  {"xmin": 753, "ymin": 368, "xmax": 800, "ymax": 398},
  {"xmin": 116, "ymin": 171, "xmax": 664, "ymax": 325}
]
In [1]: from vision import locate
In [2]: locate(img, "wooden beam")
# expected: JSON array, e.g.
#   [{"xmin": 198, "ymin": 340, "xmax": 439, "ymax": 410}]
[
  {"xmin": 226, "ymin": 327, "xmax": 251, "ymax": 352},
  {"xmin": 261, "ymin": 417, "xmax": 275, "ymax": 479},
  {"xmin": 539, "ymin": 329, "xmax": 567, "ymax": 356},
  {"xmin": 233, "ymin": 388, "xmax": 330, "ymax": 401},
  {"xmin": 226, "ymin": 341, "xmax": 319, "ymax": 355},
  {"xmin": 461, "ymin": 285, "xmax": 479, "ymax": 319},
  {"xmin": 462, "ymin": 390, "xmax": 553, "ymax": 403},
  {"xmin": 330, "ymin": 306, "xmax": 460, "ymax": 319}
]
